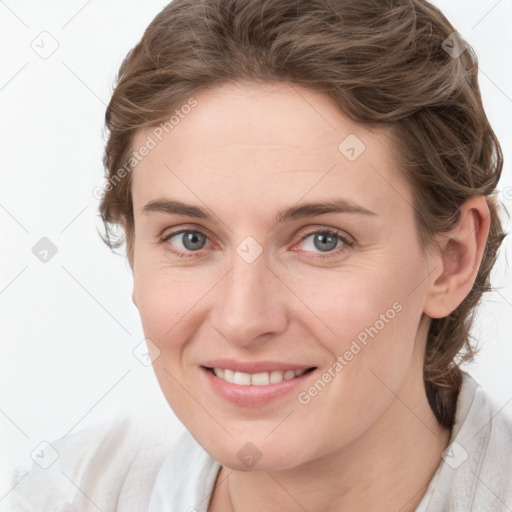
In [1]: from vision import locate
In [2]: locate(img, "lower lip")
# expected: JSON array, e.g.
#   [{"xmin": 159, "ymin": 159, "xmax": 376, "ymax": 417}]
[{"xmin": 201, "ymin": 366, "xmax": 317, "ymax": 406}]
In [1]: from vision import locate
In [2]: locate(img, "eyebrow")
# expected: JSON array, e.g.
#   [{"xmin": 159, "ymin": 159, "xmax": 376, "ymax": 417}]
[{"xmin": 142, "ymin": 197, "xmax": 377, "ymax": 222}]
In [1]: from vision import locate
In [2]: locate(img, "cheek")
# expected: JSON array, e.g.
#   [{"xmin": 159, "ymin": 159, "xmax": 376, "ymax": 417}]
[
  {"xmin": 288, "ymin": 268, "xmax": 423, "ymax": 442},
  {"xmin": 290, "ymin": 255, "xmax": 424, "ymax": 372},
  {"xmin": 132, "ymin": 271, "xmax": 204, "ymax": 412},
  {"xmin": 291, "ymin": 272, "xmax": 400, "ymax": 341},
  {"xmin": 133, "ymin": 269, "xmax": 198, "ymax": 350}
]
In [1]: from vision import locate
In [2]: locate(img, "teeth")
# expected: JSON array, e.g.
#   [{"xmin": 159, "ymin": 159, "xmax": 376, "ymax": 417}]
[{"xmin": 212, "ymin": 367, "xmax": 309, "ymax": 386}]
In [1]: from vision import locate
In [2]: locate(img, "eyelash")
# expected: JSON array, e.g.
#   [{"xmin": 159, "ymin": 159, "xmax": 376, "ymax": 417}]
[{"xmin": 160, "ymin": 227, "xmax": 354, "ymax": 259}]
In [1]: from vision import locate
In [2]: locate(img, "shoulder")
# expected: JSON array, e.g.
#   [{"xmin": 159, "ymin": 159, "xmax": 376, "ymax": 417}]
[
  {"xmin": 1, "ymin": 414, "xmax": 177, "ymax": 512},
  {"xmin": 462, "ymin": 374, "xmax": 512, "ymax": 509},
  {"xmin": 417, "ymin": 371, "xmax": 512, "ymax": 512},
  {"xmin": 148, "ymin": 428, "xmax": 221, "ymax": 511}
]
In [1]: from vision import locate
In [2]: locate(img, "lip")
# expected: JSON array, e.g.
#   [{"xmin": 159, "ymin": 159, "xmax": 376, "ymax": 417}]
[
  {"xmin": 201, "ymin": 359, "xmax": 314, "ymax": 373},
  {"xmin": 200, "ymin": 365, "xmax": 317, "ymax": 407}
]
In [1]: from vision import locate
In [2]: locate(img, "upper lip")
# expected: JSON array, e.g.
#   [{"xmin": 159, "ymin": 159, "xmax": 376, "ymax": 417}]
[{"xmin": 201, "ymin": 359, "xmax": 316, "ymax": 374}]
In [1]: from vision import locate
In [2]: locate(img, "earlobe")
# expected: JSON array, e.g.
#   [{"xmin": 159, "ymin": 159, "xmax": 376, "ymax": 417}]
[{"xmin": 423, "ymin": 196, "xmax": 490, "ymax": 319}]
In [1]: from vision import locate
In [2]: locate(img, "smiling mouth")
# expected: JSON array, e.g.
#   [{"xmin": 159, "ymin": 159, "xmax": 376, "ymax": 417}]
[{"xmin": 203, "ymin": 366, "xmax": 317, "ymax": 386}]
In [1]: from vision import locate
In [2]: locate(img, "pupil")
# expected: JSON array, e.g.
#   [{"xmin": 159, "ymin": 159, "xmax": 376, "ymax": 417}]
[
  {"xmin": 314, "ymin": 233, "xmax": 337, "ymax": 252},
  {"xmin": 183, "ymin": 231, "xmax": 206, "ymax": 251}
]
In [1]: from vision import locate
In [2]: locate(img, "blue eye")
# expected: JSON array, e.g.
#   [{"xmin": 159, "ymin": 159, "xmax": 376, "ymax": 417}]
[
  {"xmin": 302, "ymin": 231, "xmax": 340, "ymax": 252},
  {"xmin": 164, "ymin": 230, "xmax": 207, "ymax": 253},
  {"xmin": 297, "ymin": 229, "xmax": 352, "ymax": 257},
  {"xmin": 161, "ymin": 227, "xmax": 352, "ymax": 259}
]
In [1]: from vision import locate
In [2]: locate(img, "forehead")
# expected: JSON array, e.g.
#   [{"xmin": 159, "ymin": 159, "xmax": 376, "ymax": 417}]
[{"xmin": 130, "ymin": 82, "xmax": 412, "ymax": 219}]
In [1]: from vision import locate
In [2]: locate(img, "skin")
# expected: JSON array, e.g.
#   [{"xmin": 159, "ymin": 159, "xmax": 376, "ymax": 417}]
[{"xmin": 130, "ymin": 81, "xmax": 490, "ymax": 511}]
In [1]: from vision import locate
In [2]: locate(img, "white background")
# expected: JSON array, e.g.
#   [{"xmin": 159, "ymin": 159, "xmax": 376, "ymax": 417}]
[{"xmin": 1, "ymin": 0, "xmax": 511, "ymax": 497}]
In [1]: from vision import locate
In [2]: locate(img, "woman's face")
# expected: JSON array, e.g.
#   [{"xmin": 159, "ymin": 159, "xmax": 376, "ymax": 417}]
[{"xmin": 131, "ymin": 82, "xmax": 436, "ymax": 470}]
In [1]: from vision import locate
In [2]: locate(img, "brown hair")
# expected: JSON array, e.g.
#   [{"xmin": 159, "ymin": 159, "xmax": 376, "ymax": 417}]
[{"xmin": 99, "ymin": 0, "xmax": 506, "ymax": 428}]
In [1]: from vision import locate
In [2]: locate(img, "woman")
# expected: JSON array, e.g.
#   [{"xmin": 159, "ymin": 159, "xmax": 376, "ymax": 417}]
[{"xmin": 4, "ymin": 0, "xmax": 511, "ymax": 511}]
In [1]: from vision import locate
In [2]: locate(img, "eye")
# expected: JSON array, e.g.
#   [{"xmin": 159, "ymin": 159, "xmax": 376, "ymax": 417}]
[
  {"xmin": 160, "ymin": 227, "xmax": 353, "ymax": 259},
  {"xmin": 295, "ymin": 229, "xmax": 352, "ymax": 256},
  {"xmin": 162, "ymin": 229, "xmax": 208, "ymax": 256}
]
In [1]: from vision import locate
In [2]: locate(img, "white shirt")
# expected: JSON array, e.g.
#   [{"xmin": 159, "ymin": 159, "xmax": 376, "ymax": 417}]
[{"xmin": 3, "ymin": 371, "xmax": 512, "ymax": 511}]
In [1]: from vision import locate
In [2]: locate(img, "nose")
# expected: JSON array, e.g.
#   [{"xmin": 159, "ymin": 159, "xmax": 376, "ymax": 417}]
[{"xmin": 210, "ymin": 251, "xmax": 288, "ymax": 348}]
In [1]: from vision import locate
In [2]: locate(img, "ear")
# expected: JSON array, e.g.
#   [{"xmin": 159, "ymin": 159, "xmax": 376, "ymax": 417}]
[{"xmin": 423, "ymin": 196, "xmax": 491, "ymax": 319}]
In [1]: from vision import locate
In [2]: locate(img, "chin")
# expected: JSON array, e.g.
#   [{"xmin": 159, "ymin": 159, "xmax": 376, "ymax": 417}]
[{"xmin": 201, "ymin": 435, "xmax": 311, "ymax": 472}]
